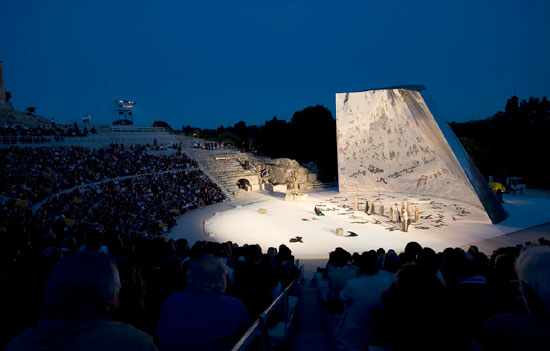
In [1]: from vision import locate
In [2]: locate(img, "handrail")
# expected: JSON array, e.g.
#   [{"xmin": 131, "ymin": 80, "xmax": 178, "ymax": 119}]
[
  {"xmin": 231, "ymin": 276, "xmax": 301, "ymax": 351},
  {"xmin": 231, "ymin": 320, "xmax": 263, "ymax": 351},
  {"xmin": 311, "ymin": 181, "xmax": 338, "ymax": 189},
  {"xmin": 259, "ymin": 280, "xmax": 295, "ymax": 320}
]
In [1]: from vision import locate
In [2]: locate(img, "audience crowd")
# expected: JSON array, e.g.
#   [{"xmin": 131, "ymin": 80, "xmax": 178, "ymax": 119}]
[
  {"xmin": 37, "ymin": 169, "xmax": 225, "ymax": 236},
  {"xmin": 1, "ymin": 143, "xmax": 549, "ymax": 350},
  {"xmin": 0, "ymin": 123, "xmax": 94, "ymax": 144},
  {"xmin": 0, "ymin": 227, "xmax": 299, "ymax": 350},
  {"xmin": 1, "ymin": 142, "xmax": 299, "ymax": 350},
  {"xmin": 1, "ymin": 144, "xmax": 197, "ymax": 202},
  {"xmin": 316, "ymin": 240, "xmax": 550, "ymax": 351}
]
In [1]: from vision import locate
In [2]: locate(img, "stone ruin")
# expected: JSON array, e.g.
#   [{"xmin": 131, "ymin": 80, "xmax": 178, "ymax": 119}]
[{"xmin": 262, "ymin": 158, "xmax": 318, "ymax": 197}]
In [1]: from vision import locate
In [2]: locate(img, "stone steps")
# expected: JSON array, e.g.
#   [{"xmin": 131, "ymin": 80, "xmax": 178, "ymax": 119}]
[{"xmin": 184, "ymin": 147, "xmax": 259, "ymax": 201}]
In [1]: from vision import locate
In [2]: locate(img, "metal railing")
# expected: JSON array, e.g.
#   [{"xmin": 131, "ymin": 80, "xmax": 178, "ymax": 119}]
[
  {"xmin": 231, "ymin": 278, "xmax": 300, "ymax": 351},
  {"xmin": 311, "ymin": 181, "xmax": 338, "ymax": 189},
  {"xmin": 110, "ymin": 126, "xmax": 168, "ymax": 132}
]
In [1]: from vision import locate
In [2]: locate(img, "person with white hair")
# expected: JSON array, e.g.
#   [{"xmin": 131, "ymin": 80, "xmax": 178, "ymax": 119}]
[
  {"xmin": 482, "ymin": 245, "xmax": 550, "ymax": 350},
  {"xmin": 515, "ymin": 246, "xmax": 550, "ymax": 314},
  {"xmin": 156, "ymin": 254, "xmax": 249, "ymax": 351},
  {"xmin": 5, "ymin": 251, "xmax": 157, "ymax": 351}
]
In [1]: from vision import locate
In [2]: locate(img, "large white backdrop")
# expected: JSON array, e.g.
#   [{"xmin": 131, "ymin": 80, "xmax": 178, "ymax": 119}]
[{"xmin": 335, "ymin": 89, "xmax": 487, "ymax": 213}]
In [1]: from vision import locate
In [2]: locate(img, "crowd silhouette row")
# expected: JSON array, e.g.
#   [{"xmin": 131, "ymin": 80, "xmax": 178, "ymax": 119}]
[
  {"xmin": 2, "ymin": 224, "xmax": 549, "ymax": 351},
  {"xmin": 1, "ymin": 144, "xmax": 199, "ymax": 202},
  {"xmin": 0, "ymin": 123, "xmax": 94, "ymax": 144},
  {"xmin": 1, "ymin": 143, "xmax": 549, "ymax": 351},
  {"xmin": 315, "ymin": 241, "xmax": 550, "ymax": 351}
]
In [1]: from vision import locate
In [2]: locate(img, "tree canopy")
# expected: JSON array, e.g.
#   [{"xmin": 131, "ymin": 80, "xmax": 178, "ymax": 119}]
[
  {"xmin": 182, "ymin": 105, "xmax": 338, "ymax": 182},
  {"xmin": 152, "ymin": 120, "xmax": 172, "ymax": 130},
  {"xmin": 450, "ymin": 96, "xmax": 550, "ymax": 188}
]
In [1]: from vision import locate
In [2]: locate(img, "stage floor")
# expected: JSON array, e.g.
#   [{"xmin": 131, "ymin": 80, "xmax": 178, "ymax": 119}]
[{"xmin": 169, "ymin": 189, "xmax": 550, "ymax": 259}]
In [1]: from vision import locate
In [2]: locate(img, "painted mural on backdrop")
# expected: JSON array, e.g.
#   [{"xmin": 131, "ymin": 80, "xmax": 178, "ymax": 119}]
[{"xmin": 335, "ymin": 88, "xmax": 506, "ymax": 223}]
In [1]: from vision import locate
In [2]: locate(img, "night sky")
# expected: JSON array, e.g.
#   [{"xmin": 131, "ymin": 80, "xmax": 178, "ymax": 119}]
[{"xmin": 2, "ymin": 1, "xmax": 549, "ymax": 129}]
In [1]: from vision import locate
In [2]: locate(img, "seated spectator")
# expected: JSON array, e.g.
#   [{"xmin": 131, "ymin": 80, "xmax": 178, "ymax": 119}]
[
  {"xmin": 482, "ymin": 246, "xmax": 550, "ymax": 350},
  {"xmin": 334, "ymin": 250, "xmax": 395, "ymax": 350},
  {"xmin": 114, "ymin": 255, "xmax": 148, "ymax": 332},
  {"xmin": 273, "ymin": 245, "xmax": 299, "ymax": 289},
  {"xmin": 382, "ymin": 249, "xmax": 400, "ymax": 273},
  {"xmin": 325, "ymin": 248, "xmax": 358, "ymax": 314},
  {"xmin": 267, "ymin": 246, "xmax": 278, "ymax": 258},
  {"xmin": 156, "ymin": 254, "xmax": 249, "ymax": 351},
  {"xmin": 487, "ymin": 248, "xmax": 525, "ymax": 314},
  {"xmin": 5, "ymin": 251, "xmax": 157, "ymax": 351},
  {"xmin": 417, "ymin": 247, "xmax": 444, "ymax": 283},
  {"xmin": 381, "ymin": 264, "xmax": 462, "ymax": 350},
  {"xmin": 233, "ymin": 245, "xmax": 274, "ymax": 319},
  {"xmin": 376, "ymin": 248, "xmax": 385, "ymax": 269},
  {"xmin": 403, "ymin": 241, "xmax": 422, "ymax": 263},
  {"xmin": 259, "ymin": 253, "xmax": 283, "ymax": 299}
]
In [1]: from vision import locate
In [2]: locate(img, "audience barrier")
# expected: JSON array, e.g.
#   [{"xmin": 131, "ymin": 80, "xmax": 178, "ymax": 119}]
[{"xmin": 231, "ymin": 277, "xmax": 301, "ymax": 351}]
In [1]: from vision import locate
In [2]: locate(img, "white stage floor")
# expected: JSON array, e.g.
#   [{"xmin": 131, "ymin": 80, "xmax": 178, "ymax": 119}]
[{"xmin": 170, "ymin": 189, "xmax": 550, "ymax": 259}]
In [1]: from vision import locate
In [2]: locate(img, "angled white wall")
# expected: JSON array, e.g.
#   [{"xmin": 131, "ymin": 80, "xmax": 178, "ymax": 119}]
[{"xmin": 335, "ymin": 88, "xmax": 506, "ymax": 223}]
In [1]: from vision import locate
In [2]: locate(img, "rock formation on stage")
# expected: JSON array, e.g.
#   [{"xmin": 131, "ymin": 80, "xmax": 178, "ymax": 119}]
[
  {"xmin": 265, "ymin": 158, "xmax": 309, "ymax": 185},
  {"xmin": 335, "ymin": 87, "xmax": 507, "ymax": 224}
]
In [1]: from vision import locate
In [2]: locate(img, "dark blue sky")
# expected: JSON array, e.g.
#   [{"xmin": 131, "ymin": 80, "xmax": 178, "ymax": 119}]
[{"xmin": 2, "ymin": 1, "xmax": 549, "ymax": 129}]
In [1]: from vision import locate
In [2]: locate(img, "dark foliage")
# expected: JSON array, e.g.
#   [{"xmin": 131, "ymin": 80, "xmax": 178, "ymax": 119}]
[
  {"xmin": 152, "ymin": 120, "xmax": 172, "ymax": 131},
  {"xmin": 450, "ymin": 96, "xmax": 550, "ymax": 189},
  {"xmin": 25, "ymin": 106, "xmax": 36, "ymax": 116},
  {"xmin": 183, "ymin": 105, "xmax": 338, "ymax": 182}
]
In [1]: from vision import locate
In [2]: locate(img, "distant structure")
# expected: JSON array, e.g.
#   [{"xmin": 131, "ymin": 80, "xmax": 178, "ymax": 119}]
[
  {"xmin": 335, "ymin": 87, "xmax": 507, "ymax": 224},
  {"xmin": 112, "ymin": 99, "xmax": 135, "ymax": 125},
  {"xmin": 0, "ymin": 61, "xmax": 6, "ymax": 102}
]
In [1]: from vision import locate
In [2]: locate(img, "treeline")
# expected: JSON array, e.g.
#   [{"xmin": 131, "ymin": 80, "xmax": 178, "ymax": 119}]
[
  {"xmin": 450, "ymin": 96, "xmax": 550, "ymax": 189},
  {"xmin": 179, "ymin": 96, "xmax": 549, "ymax": 188},
  {"xmin": 182, "ymin": 105, "xmax": 338, "ymax": 182}
]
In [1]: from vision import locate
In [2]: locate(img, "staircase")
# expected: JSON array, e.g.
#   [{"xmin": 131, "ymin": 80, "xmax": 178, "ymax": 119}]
[
  {"xmin": 186, "ymin": 147, "xmax": 259, "ymax": 201},
  {"xmin": 179, "ymin": 136, "xmax": 333, "ymax": 202}
]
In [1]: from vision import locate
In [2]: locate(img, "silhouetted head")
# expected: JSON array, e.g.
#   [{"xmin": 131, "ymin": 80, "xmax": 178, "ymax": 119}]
[
  {"xmin": 359, "ymin": 250, "xmax": 378, "ymax": 275},
  {"xmin": 267, "ymin": 247, "xmax": 278, "ymax": 258},
  {"xmin": 244, "ymin": 244, "xmax": 262, "ymax": 264},
  {"xmin": 441, "ymin": 248, "xmax": 467, "ymax": 286},
  {"xmin": 515, "ymin": 246, "xmax": 550, "ymax": 314},
  {"xmin": 331, "ymin": 247, "xmax": 351, "ymax": 268},
  {"xmin": 187, "ymin": 254, "xmax": 227, "ymax": 295},
  {"xmin": 404, "ymin": 241, "xmax": 423, "ymax": 262},
  {"xmin": 417, "ymin": 247, "xmax": 439, "ymax": 276},
  {"xmin": 83, "ymin": 229, "xmax": 103, "ymax": 251},
  {"xmin": 278, "ymin": 245, "xmax": 292, "ymax": 262},
  {"xmin": 40, "ymin": 251, "xmax": 120, "ymax": 319},
  {"xmin": 383, "ymin": 249, "xmax": 400, "ymax": 273},
  {"xmin": 205, "ymin": 241, "xmax": 222, "ymax": 258}
]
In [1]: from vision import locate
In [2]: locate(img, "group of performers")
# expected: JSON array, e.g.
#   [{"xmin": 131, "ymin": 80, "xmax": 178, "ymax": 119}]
[{"xmin": 315, "ymin": 198, "xmax": 420, "ymax": 232}]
